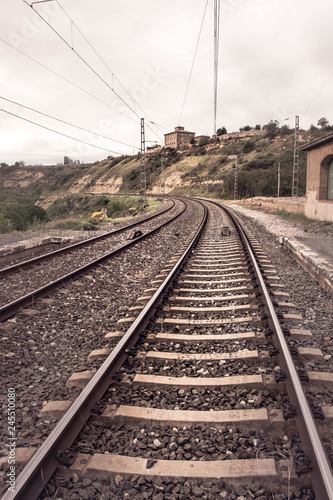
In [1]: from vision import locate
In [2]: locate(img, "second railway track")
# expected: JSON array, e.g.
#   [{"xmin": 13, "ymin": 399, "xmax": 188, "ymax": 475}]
[
  {"xmin": 0, "ymin": 198, "xmax": 185, "ymax": 317},
  {"xmin": 1, "ymin": 199, "xmax": 333, "ymax": 500},
  {"xmin": 0, "ymin": 198, "xmax": 176, "ymax": 276}
]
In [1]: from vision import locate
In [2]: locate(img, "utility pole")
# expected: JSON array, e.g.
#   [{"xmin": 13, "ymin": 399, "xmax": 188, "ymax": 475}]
[
  {"xmin": 206, "ymin": 168, "xmax": 209, "ymax": 197},
  {"xmin": 160, "ymin": 155, "xmax": 164, "ymax": 195},
  {"xmin": 140, "ymin": 118, "xmax": 147, "ymax": 211},
  {"xmin": 277, "ymin": 161, "xmax": 281, "ymax": 198},
  {"xmin": 292, "ymin": 115, "xmax": 299, "ymax": 197},
  {"xmin": 214, "ymin": 0, "xmax": 220, "ymax": 134},
  {"xmin": 234, "ymin": 158, "xmax": 238, "ymax": 200}
]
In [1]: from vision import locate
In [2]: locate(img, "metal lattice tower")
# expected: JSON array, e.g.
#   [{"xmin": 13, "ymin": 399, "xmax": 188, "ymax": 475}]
[
  {"xmin": 292, "ymin": 115, "xmax": 300, "ymax": 197},
  {"xmin": 160, "ymin": 155, "xmax": 165, "ymax": 195},
  {"xmin": 214, "ymin": 0, "xmax": 221, "ymax": 134},
  {"xmin": 234, "ymin": 159, "xmax": 238, "ymax": 200},
  {"xmin": 140, "ymin": 118, "xmax": 147, "ymax": 211}
]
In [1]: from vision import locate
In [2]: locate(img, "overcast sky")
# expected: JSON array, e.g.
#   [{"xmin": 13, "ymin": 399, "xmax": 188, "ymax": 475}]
[{"xmin": 1, "ymin": 0, "xmax": 333, "ymax": 165}]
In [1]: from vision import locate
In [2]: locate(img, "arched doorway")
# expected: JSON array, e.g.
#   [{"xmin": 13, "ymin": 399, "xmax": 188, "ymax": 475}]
[{"xmin": 327, "ymin": 159, "xmax": 333, "ymax": 200}]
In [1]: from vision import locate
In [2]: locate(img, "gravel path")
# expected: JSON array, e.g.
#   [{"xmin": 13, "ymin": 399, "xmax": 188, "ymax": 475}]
[
  {"xmin": 229, "ymin": 204, "xmax": 333, "ymax": 262},
  {"xmin": 228, "ymin": 207, "xmax": 333, "ymax": 373}
]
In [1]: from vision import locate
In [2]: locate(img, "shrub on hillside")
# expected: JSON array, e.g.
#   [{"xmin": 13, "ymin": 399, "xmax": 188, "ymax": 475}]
[
  {"xmin": 0, "ymin": 195, "xmax": 48, "ymax": 231},
  {"xmin": 243, "ymin": 140, "xmax": 256, "ymax": 154},
  {"xmin": 0, "ymin": 212, "xmax": 14, "ymax": 233},
  {"xmin": 109, "ymin": 155, "xmax": 130, "ymax": 167},
  {"xmin": 82, "ymin": 219, "xmax": 100, "ymax": 230},
  {"xmin": 106, "ymin": 197, "xmax": 139, "ymax": 218}
]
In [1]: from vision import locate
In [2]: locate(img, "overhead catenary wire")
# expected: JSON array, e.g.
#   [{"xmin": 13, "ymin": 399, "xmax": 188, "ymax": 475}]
[
  {"xmin": 0, "ymin": 95, "xmax": 139, "ymax": 149},
  {"xmin": 22, "ymin": 1, "xmax": 139, "ymax": 120},
  {"xmin": 178, "ymin": 0, "xmax": 209, "ymax": 126},
  {"xmin": 0, "ymin": 108, "xmax": 123, "ymax": 155},
  {"xmin": 302, "ymin": 69, "xmax": 333, "ymax": 118},
  {"xmin": 0, "ymin": 37, "xmax": 139, "ymax": 124},
  {"xmin": 22, "ymin": 0, "xmax": 163, "ymax": 141},
  {"xmin": 55, "ymin": 1, "xmax": 157, "ymax": 127},
  {"xmin": 54, "ymin": 1, "xmax": 166, "ymax": 141}
]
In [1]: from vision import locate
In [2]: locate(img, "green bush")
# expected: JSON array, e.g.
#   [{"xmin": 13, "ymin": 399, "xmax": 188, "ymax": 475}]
[
  {"xmin": 0, "ymin": 212, "xmax": 14, "ymax": 233},
  {"xmin": 47, "ymin": 195, "xmax": 111, "ymax": 219},
  {"xmin": 243, "ymin": 140, "xmax": 256, "ymax": 154},
  {"xmin": 47, "ymin": 195, "xmax": 144, "ymax": 222},
  {"xmin": 81, "ymin": 219, "xmax": 99, "ymax": 230},
  {"xmin": 109, "ymin": 155, "xmax": 130, "ymax": 167},
  {"xmin": 198, "ymin": 137, "xmax": 209, "ymax": 147},
  {"xmin": 0, "ymin": 195, "xmax": 48, "ymax": 231},
  {"xmin": 106, "ymin": 197, "xmax": 140, "ymax": 218}
]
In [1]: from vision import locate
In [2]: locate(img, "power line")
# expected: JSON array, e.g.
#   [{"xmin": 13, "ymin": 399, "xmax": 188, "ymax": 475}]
[
  {"xmin": 54, "ymin": 1, "xmax": 165, "ymax": 141},
  {"xmin": 178, "ymin": 0, "xmax": 209, "ymax": 126},
  {"xmin": 22, "ymin": 0, "xmax": 139, "ymax": 118},
  {"xmin": 0, "ymin": 95, "xmax": 139, "ymax": 149},
  {"xmin": 0, "ymin": 37, "xmax": 139, "ymax": 124},
  {"xmin": 302, "ymin": 69, "xmax": 333, "ymax": 118},
  {"xmin": 0, "ymin": 107, "xmax": 123, "ymax": 155},
  {"xmin": 22, "ymin": 0, "xmax": 163, "ymax": 141},
  {"xmin": 55, "ymin": 1, "xmax": 156, "ymax": 126}
]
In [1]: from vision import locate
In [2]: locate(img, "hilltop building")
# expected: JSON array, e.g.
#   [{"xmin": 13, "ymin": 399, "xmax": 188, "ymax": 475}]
[
  {"xmin": 164, "ymin": 126, "xmax": 195, "ymax": 149},
  {"xmin": 301, "ymin": 132, "xmax": 333, "ymax": 221}
]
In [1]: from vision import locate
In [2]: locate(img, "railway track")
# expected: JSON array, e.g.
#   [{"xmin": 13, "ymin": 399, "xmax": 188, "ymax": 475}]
[
  {"xmin": 0, "ymin": 198, "xmax": 185, "ymax": 321},
  {"xmin": 1, "ymin": 200, "xmax": 333, "ymax": 500},
  {"xmin": 0, "ymin": 199, "xmax": 176, "ymax": 276}
]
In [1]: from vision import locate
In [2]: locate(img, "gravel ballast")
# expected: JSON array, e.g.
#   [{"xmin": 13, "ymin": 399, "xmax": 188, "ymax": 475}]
[
  {"xmin": 2, "ymin": 199, "xmax": 329, "ymax": 500},
  {"xmin": 0, "ymin": 199, "xmax": 204, "ymax": 486}
]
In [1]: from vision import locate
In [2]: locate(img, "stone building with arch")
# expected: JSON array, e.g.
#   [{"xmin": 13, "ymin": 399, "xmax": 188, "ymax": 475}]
[{"xmin": 301, "ymin": 132, "xmax": 333, "ymax": 221}]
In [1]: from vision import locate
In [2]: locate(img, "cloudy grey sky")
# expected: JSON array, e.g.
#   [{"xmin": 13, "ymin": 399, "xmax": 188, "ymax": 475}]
[{"xmin": 0, "ymin": 0, "xmax": 332, "ymax": 165}]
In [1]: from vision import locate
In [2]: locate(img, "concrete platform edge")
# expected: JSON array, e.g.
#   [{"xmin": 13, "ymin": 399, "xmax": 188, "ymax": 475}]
[{"xmin": 280, "ymin": 237, "xmax": 333, "ymax": 297}]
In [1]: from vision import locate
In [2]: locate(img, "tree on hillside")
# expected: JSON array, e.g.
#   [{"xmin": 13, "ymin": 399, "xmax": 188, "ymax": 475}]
[
  {"xmin": 243, "ymin": 140, "xmax": 256, "ymax": 154},
  {"xmin": 317, "ymin": 117, "xmax": 330, "ymax": 130},
  {"xmin": 64, "ymin": 156, "xmax": 74, "ymax": 165},
  {"xmin": 263, "ymin": 120, "xmax": 279, "ymax": 139},
  {"xmin": 216, "ymin": 127, "xmax": 227, "ymax": 136},
  {"xmin": 279, "ymin": 124, "xmax": 291, "ymax": 137},
  {"xmin": 198, "ymin": 137, "xmax": 209, "ymax": 147}
]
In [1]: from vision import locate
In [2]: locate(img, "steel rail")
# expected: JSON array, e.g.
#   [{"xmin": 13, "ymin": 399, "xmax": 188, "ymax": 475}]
[
  {"xmin": 220, "ymin": 202, "xmax": 333, "ymax": 500},
  {"xmin": 0, "ymin": 199, "xmax": 185, "ymax": 323},
  {"xmin": 0, "ymin": 199, "xmax": 175, "ymax": 278},
  {"xmin": 1, "ymin": 200, "xmax": 208, "ymax": 500}
]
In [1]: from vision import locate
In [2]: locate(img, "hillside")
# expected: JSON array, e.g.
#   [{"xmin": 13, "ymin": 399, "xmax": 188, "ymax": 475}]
[{"xmin": 0, "ymin": 126, "xmax": 327, "ymax": 206}]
